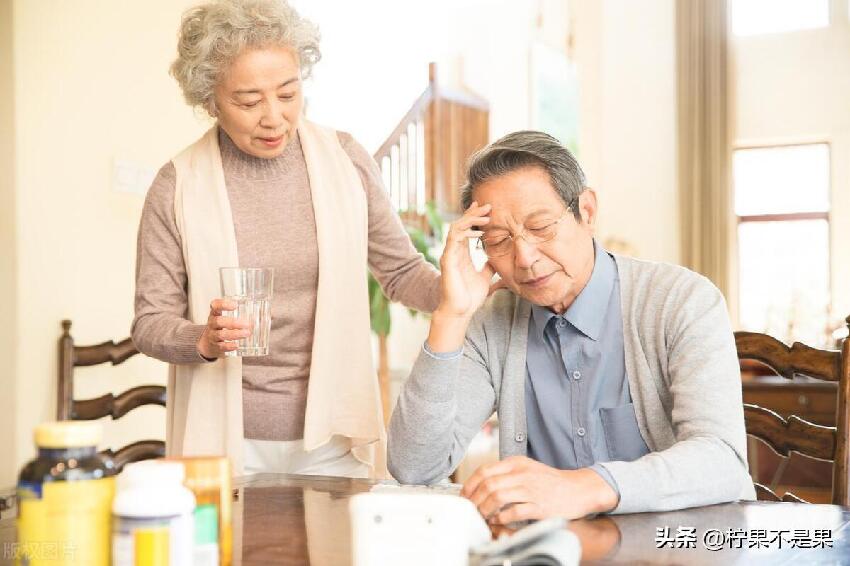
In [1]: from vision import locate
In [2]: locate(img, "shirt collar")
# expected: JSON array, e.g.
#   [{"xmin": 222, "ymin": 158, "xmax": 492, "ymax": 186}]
[{"xmin": 529, "ymin": 240, "xmax": 617, "ymax": 342}]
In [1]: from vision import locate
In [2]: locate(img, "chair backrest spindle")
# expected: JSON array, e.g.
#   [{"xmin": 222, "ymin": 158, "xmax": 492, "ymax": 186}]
[
  {"xmin": 736, "ymin": 316, "xmax": 850, "ymax": 506},
  {"xmin": 57, "ymin": 320, "xmax": 166, "ymax": 472}
]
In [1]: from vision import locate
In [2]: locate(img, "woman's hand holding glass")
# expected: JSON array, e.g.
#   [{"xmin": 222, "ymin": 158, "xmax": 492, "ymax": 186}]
[{"xmin": 196, "ymin": 298, "xmax": 251, "ymax": 359}]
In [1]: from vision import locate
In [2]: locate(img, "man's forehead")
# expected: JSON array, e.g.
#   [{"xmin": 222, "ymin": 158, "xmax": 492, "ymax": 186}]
[
  {"xmin": 489, "ymin": 205, "xmax": 557, "ymax": 219},
  {"xmin": 479, "ymin": 204, "xmax": 563, "ymax": 232},
  {"xmin": 475, "ymin": 164, "xmax": 557, "ymax": 192},
  {"xmin": 473, "ymin": 174, "xmax": 564, "ymax": 222}
]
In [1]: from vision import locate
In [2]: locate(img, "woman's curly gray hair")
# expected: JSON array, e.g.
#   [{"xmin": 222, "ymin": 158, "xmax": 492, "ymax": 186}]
[{"xmin": 171, "ymin": 0, "xmax": 321, "ymax": 114}]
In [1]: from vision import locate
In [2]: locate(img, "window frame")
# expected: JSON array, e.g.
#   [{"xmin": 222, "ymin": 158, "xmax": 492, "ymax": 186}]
[{"xmin": 733, "ymin": 141, "xmax": 834, "ymax": 341}]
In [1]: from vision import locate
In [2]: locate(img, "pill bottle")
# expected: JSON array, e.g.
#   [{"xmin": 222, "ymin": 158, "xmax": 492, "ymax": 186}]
[
  {"xmin": 167, "ymin": 456, "xmax": 233, "ymax": 566},
  {"xmin": 112, "ymin": 460, "xmax": 195, "ymax": 566},
  {"xmin": 16, "ymin": 420, "xmax": 115, "ymax": 566}
]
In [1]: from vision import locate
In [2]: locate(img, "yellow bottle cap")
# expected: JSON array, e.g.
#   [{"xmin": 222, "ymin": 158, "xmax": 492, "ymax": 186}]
[{"xmin": 34, "ymin": 421, "xmax": 102, "ymax": 448}]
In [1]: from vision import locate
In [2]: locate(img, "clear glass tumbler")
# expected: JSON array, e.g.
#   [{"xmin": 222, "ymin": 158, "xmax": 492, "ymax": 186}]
[{"xmin": 219, "ymin": 267, "xmax": 274, "ymax": 357}]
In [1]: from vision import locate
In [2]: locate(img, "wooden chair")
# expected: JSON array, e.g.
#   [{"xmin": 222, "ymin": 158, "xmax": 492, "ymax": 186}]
[
  {"xmin": 58, "ymin": 320, "xmax": 166, "ymax": 471},
  {"xmin": 736, "ymin": 316, "xmax": 850, "ymax": 506},
  {"xmin": 0, "ymin": 489, "xmax": 13, "ymax": 519}
]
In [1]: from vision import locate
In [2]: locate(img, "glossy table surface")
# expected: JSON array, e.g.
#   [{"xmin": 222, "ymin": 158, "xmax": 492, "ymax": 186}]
[
  {"xmin": 2, "ymin": 473, "xmax": 849, "ymax": 565},
  {"xmin": 228, "ymin": 474, "xmax": 850, "ymax": 565}
]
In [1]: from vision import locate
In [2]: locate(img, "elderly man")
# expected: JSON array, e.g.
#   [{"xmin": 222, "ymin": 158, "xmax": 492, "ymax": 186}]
[{"xmin": 387, "ymin": 131, "xmax": 755, "ymax": 524}]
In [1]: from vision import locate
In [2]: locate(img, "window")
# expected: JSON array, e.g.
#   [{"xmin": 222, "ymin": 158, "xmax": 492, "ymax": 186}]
[
  {"xmin": 734, "ymin": 143, "xmax": 831, "ymax": 347},
  {"xmin": 731, "ymin": 0, "xmax": 830, "ymax": 36}
]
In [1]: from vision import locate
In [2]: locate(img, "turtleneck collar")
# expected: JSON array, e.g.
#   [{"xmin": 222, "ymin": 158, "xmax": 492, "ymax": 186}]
[{"xmin": 218, "ymin": 126, "xmax": 301, "ymax": 181}]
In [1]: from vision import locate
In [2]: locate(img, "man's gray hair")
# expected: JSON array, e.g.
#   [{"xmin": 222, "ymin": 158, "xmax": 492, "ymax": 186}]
[
  {"xmin": 460, "ymin": 131, "xmax": 587, "ymax": 220},
  {"xmin": 170, "ymin": 0, "xmax": 320, "ymax": 115}
]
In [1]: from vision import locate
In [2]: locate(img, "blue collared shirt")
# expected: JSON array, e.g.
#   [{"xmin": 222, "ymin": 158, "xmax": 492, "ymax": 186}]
[{"xmin": 525, "ymin": 242, "xmax": 649, "ymax": 493}]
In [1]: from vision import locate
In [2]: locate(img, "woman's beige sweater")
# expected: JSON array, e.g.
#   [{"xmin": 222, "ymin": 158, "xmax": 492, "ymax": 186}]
[{"xmin": 133, "ymin": 129, "xmax": 440, "ymax": 441}]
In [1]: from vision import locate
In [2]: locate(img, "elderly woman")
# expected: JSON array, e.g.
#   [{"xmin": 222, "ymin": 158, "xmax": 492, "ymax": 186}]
[{"xmin": 132, "ymin": 0, "xmax": 440, "ymax": 478}]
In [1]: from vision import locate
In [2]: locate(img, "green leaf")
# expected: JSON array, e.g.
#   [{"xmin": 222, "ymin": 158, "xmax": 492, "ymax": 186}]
[
  {"xmin": 406, "ymin": 227, "xmax": 439, "ymax": 269},
  {"xmin": 425, "ymin": 201, "xmax": 444, "ymax": 242},
  {"xmin": 367, "ymin": 201, "xmax": 445, "ymax": 336},
  {"xmin": 368, "ymin": 274, "xmax": 391, "ymax": 336}
]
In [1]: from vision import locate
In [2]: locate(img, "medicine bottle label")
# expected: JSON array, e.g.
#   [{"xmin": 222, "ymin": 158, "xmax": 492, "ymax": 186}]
[
  {"xmin": 113, "ymin": 513, "xmax": 194, "ymax": 566},
  {"xmin": 16, "ymin": 477, "xmax": 114, "ymax": 566}
]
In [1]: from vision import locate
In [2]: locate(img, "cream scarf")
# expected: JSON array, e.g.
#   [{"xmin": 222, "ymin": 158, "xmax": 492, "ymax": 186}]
[{"xmin": 167, "ymin": 120, "xmax": 386, "ymax": 477}]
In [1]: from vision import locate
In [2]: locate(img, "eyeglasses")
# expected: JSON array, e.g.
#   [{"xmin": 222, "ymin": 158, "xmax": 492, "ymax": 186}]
[{"xmin": 475, "ymin": 200, "xmax": 577, "ymax": 258}]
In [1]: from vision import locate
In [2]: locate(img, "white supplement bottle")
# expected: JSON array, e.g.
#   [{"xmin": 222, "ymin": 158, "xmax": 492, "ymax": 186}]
[{"xmin": 112, "ymin": 460, "xmax": 196, "ymax": 566}]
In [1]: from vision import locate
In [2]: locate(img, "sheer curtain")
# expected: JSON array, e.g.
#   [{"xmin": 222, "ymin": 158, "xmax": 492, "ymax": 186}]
[{"xmin": 676, "ymin": 0, "xmax": 733, "ymax": 298}]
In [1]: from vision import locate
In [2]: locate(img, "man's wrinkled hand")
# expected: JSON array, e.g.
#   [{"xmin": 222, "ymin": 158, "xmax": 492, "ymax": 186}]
[{"xmin": 460, "ymin": 456, "xmax": 618, "ymax": 526}]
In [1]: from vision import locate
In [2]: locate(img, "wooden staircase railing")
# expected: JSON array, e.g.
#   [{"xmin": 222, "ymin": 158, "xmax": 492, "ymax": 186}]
[{"xmin": 373, "ymin": 62, "xmax": 490, "ymax": 227}]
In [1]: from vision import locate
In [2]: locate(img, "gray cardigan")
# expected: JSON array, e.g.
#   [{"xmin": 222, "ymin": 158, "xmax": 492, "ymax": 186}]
[{"xmin": 387, "ymin": 255, "xmax": 756, "ymax": 514}]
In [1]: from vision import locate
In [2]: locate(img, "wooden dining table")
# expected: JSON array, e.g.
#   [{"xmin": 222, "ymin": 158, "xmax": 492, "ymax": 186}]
[{"xmin": 2, "ymin": 473, "xmax": 849, "ymax": 565}]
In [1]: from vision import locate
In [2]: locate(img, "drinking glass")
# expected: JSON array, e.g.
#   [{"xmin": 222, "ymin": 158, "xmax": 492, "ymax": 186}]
[{"xmin": 219, "ymin": 267, "xmax": 274, "ymax": 357}]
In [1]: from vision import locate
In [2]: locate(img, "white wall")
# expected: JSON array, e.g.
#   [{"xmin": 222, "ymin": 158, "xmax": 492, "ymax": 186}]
[
  {"xmin": 6, "ymin": 0, "xmax": 208, "ymax": 485},
  {"xmin": 446, "ymin": 0, "xmax": 538, "ymax": 140},
  {"xmin": 292, "ymin": 0, "xmax": 439, "ymax": 152},
  {"xmin": 575, "ymin": 0, "xmax": 679, "ymax": 264},
  {"xmin": 733, "ymin": 1, "xmax": 850, "ymax": 320},
  {"xmin": 1, "ymin": 0, "xmax": 18, "ymax": 486}
]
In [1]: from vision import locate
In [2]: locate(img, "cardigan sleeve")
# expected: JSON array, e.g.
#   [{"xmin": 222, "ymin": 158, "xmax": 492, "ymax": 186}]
[
  {"xmin": 131, "ymin": 162, "xmax": 209, "ymax": 364},
  {"xmin": 387, "ymin": 316, "xmax": 497, "ymax": 484},
  {"xmin": 337, "ymin": 132, "xmax": 441, "ymax": 313},
  {"xmin": 599, "ymin": 273, "xmax": 755, "ymax": 514}
]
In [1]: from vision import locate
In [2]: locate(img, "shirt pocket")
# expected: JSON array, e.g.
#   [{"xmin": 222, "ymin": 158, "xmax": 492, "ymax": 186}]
[{"xmin": 599, "ymin": 403, "xmax": 650, "ymax": 462}]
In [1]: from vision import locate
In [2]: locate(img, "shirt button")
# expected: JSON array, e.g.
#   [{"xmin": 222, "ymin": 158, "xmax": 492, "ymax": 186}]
[
  {"xmin": 557, "ymin": 319, "xmax": 566, "ymax": 328},
  {"xmin": 572, "ymin": 370, "xmax": 581, "ymax": 380},
  {"xmin": 576, "ymin": 427, "xmax": 586, "ymax": 437},
  {"xmin": 515, "ymin": 432, "xmax": 525, "ymax": 442}
]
